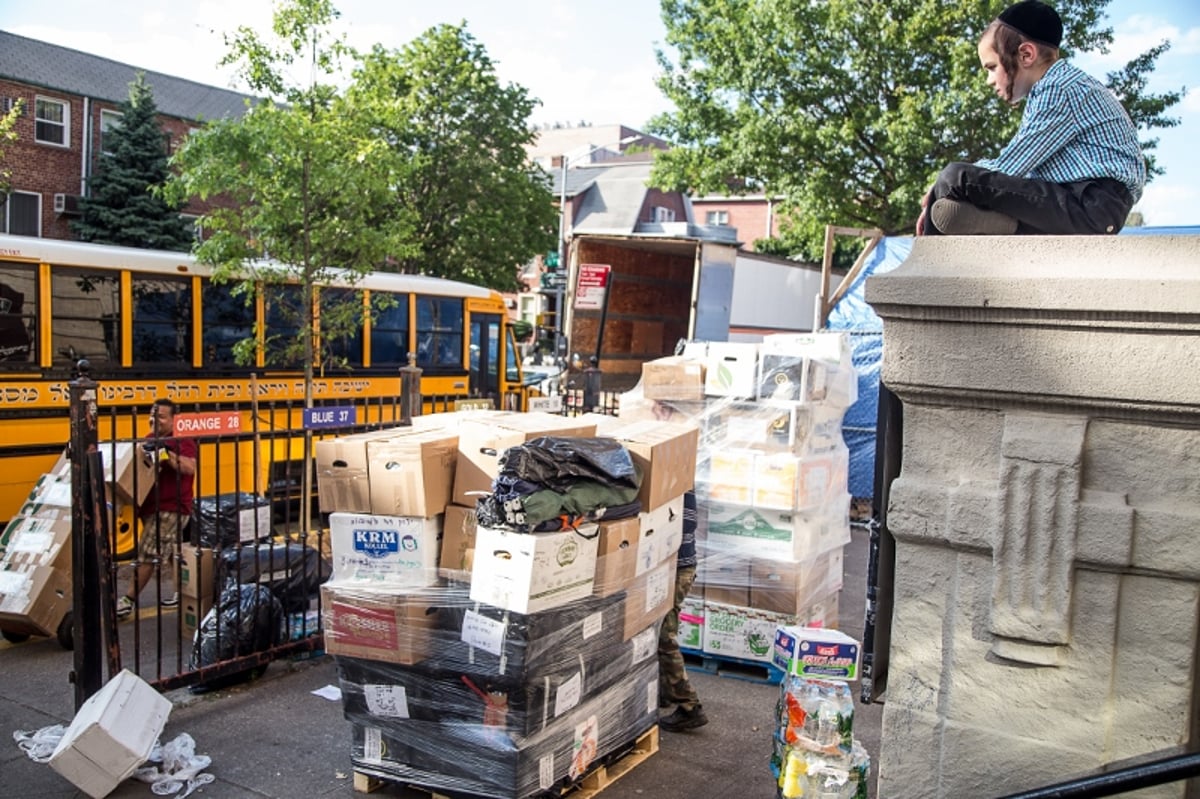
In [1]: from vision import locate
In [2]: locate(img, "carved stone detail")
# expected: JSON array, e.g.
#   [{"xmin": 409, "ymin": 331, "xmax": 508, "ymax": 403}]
[{"xmin": 990, "ymin": 413, "xmax": 1087, "ymax": 661}]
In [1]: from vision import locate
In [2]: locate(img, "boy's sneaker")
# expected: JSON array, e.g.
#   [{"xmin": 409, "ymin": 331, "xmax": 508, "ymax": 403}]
[
  {"xmin": 930, "ymin": 198, "xmax": 1018, "ymax": 235},
  {"xmin": 160, "ymin": 592, "xmax": 179, "ymax": 608},
  {"xmin": 116, "ymin": 595, "xmax": 135, "ymax": 619},
  {"xmin": 660, "ymin": 703, "xmax": 708, "ymax": 732}
]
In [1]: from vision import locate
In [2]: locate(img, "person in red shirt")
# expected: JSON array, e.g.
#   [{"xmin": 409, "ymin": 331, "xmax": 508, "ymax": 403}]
[{"xmin": 116, "ymin": 398, "xmax": 197, "ymax": 618}]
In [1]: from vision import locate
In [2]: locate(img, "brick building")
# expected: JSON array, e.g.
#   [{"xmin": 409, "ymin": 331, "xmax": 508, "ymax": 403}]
[{"xmin": 0, "ymin": 30, "xmax": 254, "ymax": 240}]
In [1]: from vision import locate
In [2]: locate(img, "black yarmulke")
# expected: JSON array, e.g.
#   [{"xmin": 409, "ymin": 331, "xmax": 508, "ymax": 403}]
[{"xmin": 999, "ymin": 0, "xmax": 1063, "ymax": 48}]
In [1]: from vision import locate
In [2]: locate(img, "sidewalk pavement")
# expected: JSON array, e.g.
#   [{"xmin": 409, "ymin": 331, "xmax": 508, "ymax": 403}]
[{"xmin": 0, "ymin": 527, "xmax": 883, "ymax": 799}]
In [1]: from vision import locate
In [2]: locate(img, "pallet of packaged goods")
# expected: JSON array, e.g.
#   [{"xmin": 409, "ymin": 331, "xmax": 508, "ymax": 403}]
[{"xmin": 353, "ymin": 725, "xmax": 659, "ymax": 798}]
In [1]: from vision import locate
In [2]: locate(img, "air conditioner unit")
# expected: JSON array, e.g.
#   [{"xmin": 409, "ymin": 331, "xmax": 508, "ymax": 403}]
[{"xmin": 53, "ymin": 193, "xmax": 83, "ymax": 216}]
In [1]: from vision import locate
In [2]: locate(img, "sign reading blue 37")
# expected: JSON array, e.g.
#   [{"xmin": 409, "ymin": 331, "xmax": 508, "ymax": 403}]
[{"xmin": 302, "ymin": 405, "xmax": 357, "ymax": 429}]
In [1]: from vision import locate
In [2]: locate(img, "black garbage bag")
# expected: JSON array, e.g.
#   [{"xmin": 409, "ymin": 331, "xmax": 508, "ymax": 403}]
[
  {"xmin": 195, "ymin": 492, "xmax": 271, "ymax": 548},
  {"xmin": 217, "ymin": 541, "xmax": 331, "ymax": 613},
  {"xmin": 498, "ymin": 436, "xmax": 639, "ymax": 493},
  {"xmin": 189, "ymin": 583, "xmax": 282, "ymax": 672}
]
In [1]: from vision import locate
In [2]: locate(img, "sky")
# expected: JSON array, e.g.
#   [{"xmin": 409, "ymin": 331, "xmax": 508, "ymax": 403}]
[{"xmin": 2, "ymin": 0, "xmax": 1197, "ymax": 226}]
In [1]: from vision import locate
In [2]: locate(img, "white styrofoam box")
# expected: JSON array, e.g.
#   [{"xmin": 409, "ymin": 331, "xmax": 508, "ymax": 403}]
[
  {"xmin": 703, "ymin": 494, "xmax": 851, "ymax": 562},
  {"xmin": 704, "ymin": 342, "xmax": 759, "ymax": 398},
  {"xmin": 635, "ymin": 495, "xmax": 685, "ymax": 576},
  {"xmin": 328, "ymin": 513, "xmax": 442, "ymax": 587},
  {"xmin": 48, "ymin": 669, "xmax": 172, "ymax": 799},
  {"xmin": 469, "ymin": 524, "xmax": 599, "ymax": 614}
]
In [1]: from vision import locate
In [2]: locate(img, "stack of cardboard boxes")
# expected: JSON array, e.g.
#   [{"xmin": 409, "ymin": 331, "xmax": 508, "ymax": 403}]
[
  {"xmin": 623, "ymin": 332, "xmax": 857, "ymax": 668},
  {"xmin": 0, "ymin": 444, "xmax": 154, "ymax": 640},
  {"xmin": 317, "ymin": 410, "xmax": 698, "ymax": 798}
]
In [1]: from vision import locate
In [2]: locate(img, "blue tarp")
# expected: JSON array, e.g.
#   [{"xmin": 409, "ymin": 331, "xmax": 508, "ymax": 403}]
[{"xmin": 825, "ymin": 237, "xmax": 912, "ymax": 499}]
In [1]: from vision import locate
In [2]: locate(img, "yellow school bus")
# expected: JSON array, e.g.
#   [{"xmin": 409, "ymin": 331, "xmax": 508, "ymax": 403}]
[{"xmin": 0, "ymin": 233, "xmax": 530, "ymax": 547}]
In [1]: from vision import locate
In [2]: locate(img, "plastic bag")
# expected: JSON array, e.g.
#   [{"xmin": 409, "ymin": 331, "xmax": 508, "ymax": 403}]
[
  {"xmin": 218, "ymin": 541, "xmax": 330, "ymax": 613},
  {"xmin": 189, "ymin": 584, "xmax": 281, "ymax": 671},
  {"xmin": 498, "ymin": 436, "xmax": 639, "ymax": 492},
  {"xmin": 134, "ymin": 733, "xmax": 215, "ymax": 799},
  {"xmin": 12, "ymin": 724, "xmax": 65, "ymax": 763},
  {"xmin": 194, "ymin": 492, "xmax": 271, "ymax": 548}
]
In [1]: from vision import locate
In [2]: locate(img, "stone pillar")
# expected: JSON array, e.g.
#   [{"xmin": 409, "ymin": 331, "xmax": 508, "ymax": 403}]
[{"xmin": 865, "ymin": 236, "xmax": 1200, "ymax": 798}]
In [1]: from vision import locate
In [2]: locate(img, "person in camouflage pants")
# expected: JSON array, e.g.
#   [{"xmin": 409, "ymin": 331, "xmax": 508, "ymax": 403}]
[{"xmin": 658, "ymin": 490, "xmax": 708, "ymax": 731}]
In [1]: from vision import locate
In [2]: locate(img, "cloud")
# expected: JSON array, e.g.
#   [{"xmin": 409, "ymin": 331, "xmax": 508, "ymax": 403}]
[{"xmin": 1133, "ymin": 182, "xmax": 1200, "ymax": 227}]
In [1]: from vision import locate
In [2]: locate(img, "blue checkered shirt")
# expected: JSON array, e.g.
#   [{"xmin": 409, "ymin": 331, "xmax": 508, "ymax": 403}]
[{"xmin": 977, "ymin": 60, "xmax": 1145, "ymax": 202}]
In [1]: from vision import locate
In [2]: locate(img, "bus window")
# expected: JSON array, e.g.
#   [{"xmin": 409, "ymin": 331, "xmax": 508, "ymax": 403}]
[
  {"xmin": 0, "ymin": 263, "xmax": 36, "ymax": 364},
  {"xmin": 132, "ymin": 274, "xmax": 192, "ymax": 365},
  {"xmin": 416, "ymin": 296, "xmax": 463, "ymax": 371},
  {"xmin": 51, "ymin": 268, "xmax": 120, "ymax": 367},
  {"xmin": 505, "ymin": 325, "xmax": 521, "ymax": 384},
  {"xmin": 319, "ymin": 288, "xmax": 364, "ymax": 368},
  {"xmin": 264, "ymin": 284, "xmax": 303, "ymax": 368},
  {"xmin": 202, "ymin": 280, "xmax": 252, "ymax": 366},
  {"xmin": 368, "ymin": 293, "xmax": 409, "ymax": 367},
  {"xmin": 469, "ymin": 312, "xmax": 500, "ymax": 402}
]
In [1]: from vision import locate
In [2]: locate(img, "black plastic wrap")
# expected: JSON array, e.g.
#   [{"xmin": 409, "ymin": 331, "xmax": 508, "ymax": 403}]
[
  {"xmin": 194, "ymin": 492, "xmax": 271, "ymax": 548},
  {"xmin": 189, "ymin": 584, "xmax": 282, "ymax": 670},
  {"xmin": 345, "ymin": 657, "xmax": 659, "ymax": 799},
  {"xmin": 498, "ymin": 436, "xmax": 639, "ymax": 492},
  {"xmin": 218, "ymin": 541, "xmax": 331, "ymax": 613}
]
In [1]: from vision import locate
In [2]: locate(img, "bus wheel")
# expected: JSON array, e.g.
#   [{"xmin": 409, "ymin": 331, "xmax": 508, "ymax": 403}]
[
  {"xmin": 113, "ymin": 505, "xmax": 137, "ymax": 561},
  {"xmin": 0, "ymin": 629, "xmax": 31, "ymax": 644},
  {"xmin": 57, "ymin": 612, "xmax": 74, "ymax": 650}
]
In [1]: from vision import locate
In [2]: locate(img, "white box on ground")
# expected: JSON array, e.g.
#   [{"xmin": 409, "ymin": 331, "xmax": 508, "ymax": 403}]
[
  {"xmin": 48, "ymin": 668, "xmax": 172, "ymax": 799},
  {"xmin": 469, "ymin": 524, "xmax": 599, "ymax": 614},
  {"xmin": 328, "ymin": 512, "xmax": 442, "ymax": 587}
]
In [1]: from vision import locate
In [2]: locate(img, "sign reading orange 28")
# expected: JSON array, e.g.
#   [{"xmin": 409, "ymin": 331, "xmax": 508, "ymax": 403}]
[{"xmin": 173, "ymin": 411, "xmax": 242, "ymax": 437}]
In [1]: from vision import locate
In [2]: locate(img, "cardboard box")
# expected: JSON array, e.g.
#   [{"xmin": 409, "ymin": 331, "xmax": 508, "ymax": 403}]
[
  {"xmin": 321, "ymin": 584, "xmax": 440, "ymax": 665},
  {"xmin": 99, "ymin": 441, "xmax": 158, "ymax": 509},
  {"xmin": 329, "ymin": 513, "xmax": 442, "ymax": 587},
  {"xmin": 47, "ymin": 669, "xmax": 172, "ymax": 799},
  {"xmin": 1, "ymin": 513, "xmax": 71, "ymax": 569},
  {"xmin": 179, "ymin": 544, "xmax": 216, "ymax": 601},
  {"xmin": 750, "ymin": 549, "xmax": 844, "ymax": 616},
  {"xmin": 677, "ymin": 595, "xmax": 704, "ymax": 650},
  {"xmin": 641, "ymin": 356, "xmax": 706, "ymax": 401},
  {"xmin": 315, "ymin": 432, "xmax": 381, "ymax": 514},
  {"xmin": 704, "ymin": 401, "xmax": 802, "ymax": 452},
  {"xmin": 366, "ymin": 430, "xmax": 457, "ymax": 518},
  {"xmin": 599, "ymin": 419, "xmax": 699, "ymax": 512},
  {"xmin": 593, "ymin": 516, "xmax": 639, "ymax": 597},
  {"xmin": 438, "ymin": 504, "xmax": 478, "ymax": 583},
  {"xmin": 622, "ymin": 558, "xmax": 675, "ymax": 640},
  {"xmin": 181, "ymin": 594, "xmax": 215, "ymax": 645},
  {"xmin": 704, "ymin": 342, "xmax": 759, "ymax": 398},
  {"xmin": 697, "ymin": 551, "xmax": 751, "ymax": 608},
  {"xmin": 701, "ymin": 449, "xmax": 757, "ymax": 505},
  {"xmin": 772, "ymin": 625, "xmax": 861, "ymax": 681},
  {"xmin": 469, "ymin": 524, "xmax": 599, "ymax": 614},
  {"xmin": 705, "ymin": 495, "xmax": 851, "ymax": 562},
  {"xmin": 0, "ymin": 563, "xmax": 72, "ymax": 637},
  {"xmin": 752, "ymin": 448, "xmax": 849, "ymax": 511},
  {"xmin": 452, "ymin": 413, "xmax": 596, "ymax": 506},
  {"xmin": 635, "ymin": 495, "xmax": 685, "ymax": 576},
  {"xmin": 26, "ymin": 473, "xmax": 73, "ymax": 508}
]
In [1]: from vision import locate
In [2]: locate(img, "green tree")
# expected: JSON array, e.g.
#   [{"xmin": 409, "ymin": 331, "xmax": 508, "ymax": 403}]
[
  {"xmin": 163, "ymin": 0, "xmax": 414, "ymax": 380},
  {"xmin": 347, "ymin": 23, "xmax": 557, "ymax": 288},
  {"xmin": 71, "ymin": 74, "xmax": 193, "ymax": 250},
  {"xmin": 650, "ymin": 0, "xmax": 1183, "ymax": 260}
]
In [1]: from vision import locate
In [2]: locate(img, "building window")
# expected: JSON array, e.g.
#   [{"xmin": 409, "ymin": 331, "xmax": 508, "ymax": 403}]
[
  {"xmin": 652, "ymin": 206, "xmax": 676, "ymax": 223},
  {"xmin": 705, "ymin": 210, "xmax": 730, "ymax": 226},
  {"xmin": 0, "ymin": 191, "xmax": 41, "ymax": 237},
  {"xmin": 99, "ymin": 109, "xmax": 122, "ymax": 156},
  {"xmin": 35, "ymin": 97, "xmax": 69, "ymax": 146}
]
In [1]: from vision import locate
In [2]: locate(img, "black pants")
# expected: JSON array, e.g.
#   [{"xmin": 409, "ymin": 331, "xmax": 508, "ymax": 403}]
[{"xmin": 926, "ymin": 162, "xmax": 1134, "ymax": 235}]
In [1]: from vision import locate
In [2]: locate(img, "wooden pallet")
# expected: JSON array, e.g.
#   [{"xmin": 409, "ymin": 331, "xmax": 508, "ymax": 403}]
[
  {"xmin": 353, "ymin": 725, "xmax": 659, "ymax": 798},
  {"xmin": 682, "ymin": 647, "xmax": 786, "ymax": 685}
]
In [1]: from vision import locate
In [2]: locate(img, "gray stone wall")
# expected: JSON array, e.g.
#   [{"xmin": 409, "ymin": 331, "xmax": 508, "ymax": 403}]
[{"xmin": 865, "ymin": 236, "xmax": 1200, "ymax": 798}]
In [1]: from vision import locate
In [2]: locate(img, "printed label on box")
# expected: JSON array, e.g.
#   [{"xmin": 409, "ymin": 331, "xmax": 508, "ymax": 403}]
[
  {"xmin": 364, "ymin": 728, "xmax": 383, "ymax": 765},
  {"xmin": 461, "ymin": 609, "xmax": 505, "ymax": 656},
  {"xmin": 365, "ymin": 684, "xmax": 410, "ymax": 719},
  {"xmin": 554, "ymin": 671, "xmax": 582, "ymax": 717}
]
